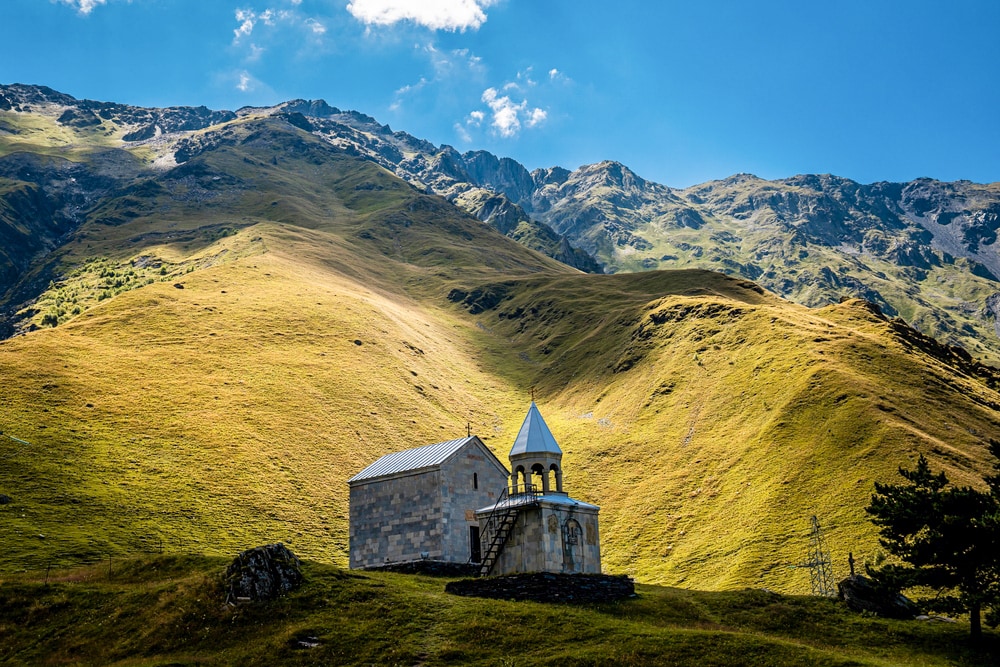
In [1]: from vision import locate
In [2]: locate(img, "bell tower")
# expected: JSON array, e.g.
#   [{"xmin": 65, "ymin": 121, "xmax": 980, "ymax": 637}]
[
  {"xmin": 508, "ymin": 401, "xmax": 563, "ymax": 494},
  {"xmin": 475, "ymin": 401, "xmax": 602, "ymax": 576}
]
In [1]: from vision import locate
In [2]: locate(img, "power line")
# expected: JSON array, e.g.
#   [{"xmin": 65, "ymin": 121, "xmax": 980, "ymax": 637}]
[{"xmin": 0, "ymin": 431, "xmax": 31, "ymax": 461}]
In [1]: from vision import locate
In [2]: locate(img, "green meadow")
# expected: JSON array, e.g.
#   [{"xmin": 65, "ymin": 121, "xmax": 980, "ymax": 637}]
[{"xmin": 1, "ymin": 556, "xmax": 996, "ymax": 666}]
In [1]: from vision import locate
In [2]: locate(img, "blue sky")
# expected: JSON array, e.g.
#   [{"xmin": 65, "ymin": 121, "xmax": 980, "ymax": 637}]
[{"xmin": 2, "ymin": 0, "xmax": 998, "ymax": 187}]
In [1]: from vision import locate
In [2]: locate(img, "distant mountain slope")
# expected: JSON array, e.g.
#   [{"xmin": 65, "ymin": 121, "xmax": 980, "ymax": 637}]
[
  {"xmin": 1, "ymin": 85, "xmax": 999, "ymax": 594},
  {"xmin": 418, "ymin": 154, "xmax": 1000, "ymax": 364},
  {"xmin": 0, "ymin": 84, "xmax": 597, "ymax": 276},
  {"xmin": 7, "ymin": 83, "xmax": 999, "ymax": 363},
  {"xmin": 272, "ymin": 95, "xmax": 1000, "ymax": 363}
]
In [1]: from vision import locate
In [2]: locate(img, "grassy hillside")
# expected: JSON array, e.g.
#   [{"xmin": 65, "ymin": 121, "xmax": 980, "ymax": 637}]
[
  {"xmin": 0, "ymin": 117, "xmax": 568, "ymax": 571},
  {"xmin": 0, "ymin": 556, "xmax": 996, "ymax": 666},
  {"xmin": 449, "ymin": 271, "xmax": 1000, "ymax": 588},
  {"xmin": 1, "ymin": 112, "xmax": 999, "ymax": 601}
]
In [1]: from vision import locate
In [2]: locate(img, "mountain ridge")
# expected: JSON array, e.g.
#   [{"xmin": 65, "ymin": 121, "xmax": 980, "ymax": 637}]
[
  {"xmin": 236, "ymin": 90, "xmax": 1000, "ymax": 364},
  {"xmin": 2, "ymin": 84, "xmax": 1000, "ymax": 594}
]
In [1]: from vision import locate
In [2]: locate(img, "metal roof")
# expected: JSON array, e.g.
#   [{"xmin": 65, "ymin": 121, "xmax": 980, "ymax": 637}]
[
  {"xmin": 476, "ymin": 493, "xmax": 599, "ymax": 515},
  {"xmin": 509, "ymin": 402, "xmax": 562, "ymax": 457},
  {"xmin": 348, "ymin": 436, "xmax": 477, "ymax": 484}
]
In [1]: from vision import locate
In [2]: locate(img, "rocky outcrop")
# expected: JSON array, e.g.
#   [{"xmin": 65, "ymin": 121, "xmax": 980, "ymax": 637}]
[
  {"xmin": 1, "ymin": 84, "xmax": 236, "ymax": 140},
  {"xmin": 838, "ymin": 575, "xmax": 920, "ymax": 619},
  {"xmin": 461, "ymin": 150, "xmax": 536, "ymax": 206},
  {"xmin": 224, "ymin": 543, "xmax": 304, "ymax": 604}
]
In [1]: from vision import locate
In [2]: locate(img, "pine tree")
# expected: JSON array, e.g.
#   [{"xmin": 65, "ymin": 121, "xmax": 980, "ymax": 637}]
[{"xmin": 865, "ymin": 454, "xmax": 1000, "ymax": 641}]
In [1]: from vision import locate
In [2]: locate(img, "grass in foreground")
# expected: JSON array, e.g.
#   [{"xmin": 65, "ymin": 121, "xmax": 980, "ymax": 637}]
[{"xmin": 0, "ymin": 555, "xmax": 996, "ymax": 666}]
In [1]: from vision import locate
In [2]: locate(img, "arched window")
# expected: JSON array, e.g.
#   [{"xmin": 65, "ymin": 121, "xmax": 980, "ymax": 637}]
[
  {"xmin": 562, "ymin": 518, "xmax": 584, "ymax": 572},
  {"xmin": 550, "ymin": 463, "xmax": 562, "ymax": 492},
  {"xmin": 531, "ymin": 463, "xmax": 546, "ymax": 493}
]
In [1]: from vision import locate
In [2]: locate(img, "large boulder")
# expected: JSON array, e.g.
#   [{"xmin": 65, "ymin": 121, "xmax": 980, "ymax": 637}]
[
  {"xmin": 225, "ymin": 543, "xmax": 303, "ymax": 604},
  {"xmin": 838, "ymin": 574, "xmax": 920, "ymax": 619}
]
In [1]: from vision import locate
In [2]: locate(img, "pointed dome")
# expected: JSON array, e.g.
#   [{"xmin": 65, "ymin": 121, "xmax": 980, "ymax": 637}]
[{"xmin": 510, "ymin": 402, "xmax": 562, "ymax": 457}]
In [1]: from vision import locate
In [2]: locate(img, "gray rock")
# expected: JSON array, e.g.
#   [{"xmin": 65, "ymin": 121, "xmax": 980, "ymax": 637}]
[
  {"xmin": 225, "ymin": 543, "xmax": 303, "ymax": 604},
  {"xmin": 838, "ymin": 574, "xmax": 920, "ymax": 619}
]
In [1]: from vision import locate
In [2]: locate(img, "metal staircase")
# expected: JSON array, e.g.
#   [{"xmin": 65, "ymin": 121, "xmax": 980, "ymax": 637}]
[{"xmin": 475, "ymin": 485, "xmax": 540, "ymax": 577}]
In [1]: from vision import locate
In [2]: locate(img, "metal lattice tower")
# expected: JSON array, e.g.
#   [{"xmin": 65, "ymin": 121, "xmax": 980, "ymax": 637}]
[{"xmin": 800, "ymin": 515, "xmax": 835, "ymax": 597}]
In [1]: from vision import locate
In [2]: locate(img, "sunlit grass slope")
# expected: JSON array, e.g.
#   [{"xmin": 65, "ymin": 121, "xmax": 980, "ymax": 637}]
[
  {"xmin": 1, "ymin": 556, "xmax": 996, "ymax": 666},
  {"xmin": 2, "ymin": 115, "xmax": 999, "ymax": 599},
  {"xmin": 452, "ymin": 271, "xmax": 1000, "ymax": 589},
  {"xmin": 0, "ymin": 118, "xmax": 569, "ymax": 570}
]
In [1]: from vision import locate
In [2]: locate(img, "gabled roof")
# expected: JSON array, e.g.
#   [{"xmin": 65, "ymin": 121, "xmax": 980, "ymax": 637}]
[
  {"xmin": 348, "ymin": 436, "xmax": 482, "ymax": 484},
  {"xmin": 509, "ymin": 402, "xmax": 562, "ymax": 457}
]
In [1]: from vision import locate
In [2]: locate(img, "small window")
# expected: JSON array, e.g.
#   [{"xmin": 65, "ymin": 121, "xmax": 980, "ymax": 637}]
[{"xmin": 473, "ymin": 472, "xmax": 478, "ymax": 489}]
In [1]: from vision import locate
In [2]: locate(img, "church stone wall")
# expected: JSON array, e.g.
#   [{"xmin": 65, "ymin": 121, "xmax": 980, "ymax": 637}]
[
  {"xmin": 481, "ymin": 501, "xmax": 601, "ymax": 575},
  {"xmin": 349, "ymin": 469, "xmax": 444, "ymax": 569},
  {"xmin": 439, "ymin": 445, "xmax": 509, "ymax": 564},
  {"xmin": 487, "ymin": 500, "xmax": 601, "ymax": 575}
]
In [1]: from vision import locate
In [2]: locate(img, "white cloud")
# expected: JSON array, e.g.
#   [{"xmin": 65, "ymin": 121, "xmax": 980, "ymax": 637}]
[
  {"xmin": 391, "ymin": 44, "xmax": 484, "ymax": 114},
  {"xmin": 237, "ymin": 71, "xmax": 253, "ymax": 92},
  {"xmin": 232, "ymin": 5, "xmax": 328, "ymax": 52},
  {"xmin": 59, "ymin": 0, "xmax": 108, "ymax": 15},
  {"xmin": 547, "ymin": 68, "xmax": 573, "ymax": 85},
  {"xmin": 234, "ymin": 9, "xmax": 256, "ymax": 41},
  {"xmin": 423, "ymin": 44, "xmax": 484, "ymax": 78},
  {"xmin": 480, "ymin": 87, "xmax": 546, "ymax": 138},
  {"xmin": 525, "ymin": 108, "xmax": 547, "ymax": 128},
  {"xmin": 454, "ymin": 122, "xmax": 473, "ymax": 143},
  {"xmin": 390, "ymin": 77, "xmax": 429, "ymax": 111},
  {"xmin": 213, "ymin": 68, "xmax": 273, "ymax": 98},
  {"xmin": 347, "ymin": 0, "xmax": 499, "ymax": 32},
  {"xmin": 454, "ymin": 109, "xmax": 483, "ymax": 143},
  {"xmin": 305, "ymin": 18, "xmax": 326, "ymax": 35},
  {"xmin": 247, "ymin": 43, "xmax": 265, "ymax": 62}
]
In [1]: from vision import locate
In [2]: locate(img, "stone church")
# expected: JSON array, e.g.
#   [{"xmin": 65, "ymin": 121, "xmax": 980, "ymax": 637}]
[
  {"xmin": 347, "ymin": 435, "xmax": 508, "ymax": 569},
  {"xmin": 348, "ymin": 402, "xmax": 601, "ymax": 575}
]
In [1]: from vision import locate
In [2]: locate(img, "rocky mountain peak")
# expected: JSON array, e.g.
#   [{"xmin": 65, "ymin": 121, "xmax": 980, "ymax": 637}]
[
  {"xmin": 580, "ymin": 160, "xmax": 648, "ymax": 190},
  {"xmin": 0, "ymin": 83, "xmax": 78, "ymax": 109},
  {"xmin": 531, "ymin": 166, "xmax": 571, "ymax": 188},
  {"xmin": 280, "ymin": 99, "xmax": 342, "ymax": 119},
  {"xmin": 6, "ymin": 83, "xmax": 1000, "ymax": 358},
  {"xmin": 460, "ymin": 150, "xmax": 535, "ymax": 207}
]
